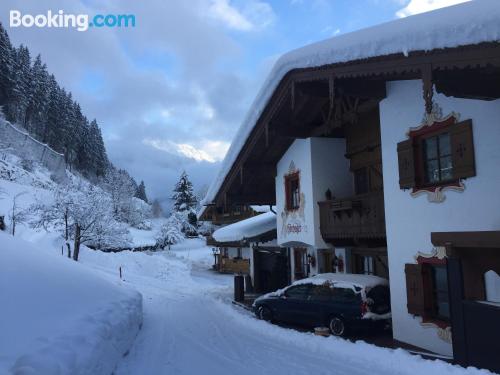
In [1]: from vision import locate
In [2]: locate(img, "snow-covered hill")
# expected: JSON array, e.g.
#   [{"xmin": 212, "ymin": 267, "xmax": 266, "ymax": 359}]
[{"xmin": 0, "ymin": 144, "xmax": 161, "ymax": 373}]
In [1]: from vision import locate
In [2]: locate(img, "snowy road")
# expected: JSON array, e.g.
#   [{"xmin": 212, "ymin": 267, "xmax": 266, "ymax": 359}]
[{"xmin": 84, "ymin": 239, "xmax": 487, "ymax": 375}]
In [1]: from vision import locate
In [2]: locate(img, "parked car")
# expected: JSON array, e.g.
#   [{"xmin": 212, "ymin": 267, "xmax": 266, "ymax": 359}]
[{"xmin": 252, "ymin": 273, "xmax": 391, "ymax": 336}]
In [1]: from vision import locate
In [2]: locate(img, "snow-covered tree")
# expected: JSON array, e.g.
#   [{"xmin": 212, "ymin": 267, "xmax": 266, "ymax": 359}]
[
  {"xmin": 155, "ymin": 213, "xmax": 184, "ymax": 250},
  {"xmin": 32, "ymin": 178, "xmax": 131, "ymax": 260},
  {"xmin": 171, "ymin": 171, "xmax": 197, "ymax": 213},
  {"xmin": 0, "ymin": 22, "xmax": 111, "ymax": 178},
  {"xmin": 135, "ymin": 180, "xmax": 148, "ymax": 203},
  {"xmin": 151, "ymin": 199, "xmax": 163, "ymax": 218},
  {"xmin": 103, "ymin": 166, "xmax": 147, "ymax": 227}
]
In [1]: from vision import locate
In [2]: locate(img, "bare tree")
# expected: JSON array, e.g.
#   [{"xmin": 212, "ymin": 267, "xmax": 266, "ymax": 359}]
[
  {"xmin": 9, "ymin": 191, "xmax": 28, "ymax": 236},
  {"xmin": 32, "ymin": 179, "xmax": 131, "ymax": 260}
]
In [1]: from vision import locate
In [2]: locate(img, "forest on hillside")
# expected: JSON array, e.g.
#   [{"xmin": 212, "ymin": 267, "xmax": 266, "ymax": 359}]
[{"xmin": 0, "ymin": 22, "xmax": 108, "ymax": 178}]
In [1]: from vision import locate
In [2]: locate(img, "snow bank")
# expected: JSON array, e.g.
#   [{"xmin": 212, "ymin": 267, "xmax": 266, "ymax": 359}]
[
  {"xmin": 203, "ymin": 0, "xmax": 500, "ymax": 205},
  {"xmin": 215, "ymin": 300, "xmax": 491, "ymax": 375},
  {"xmin": 0, "ymin": 233, "xmax": 142, "ymax": 375},
  {"xmin": 212, "ymin": 211, "xmax": 276, "ymax": 242}
]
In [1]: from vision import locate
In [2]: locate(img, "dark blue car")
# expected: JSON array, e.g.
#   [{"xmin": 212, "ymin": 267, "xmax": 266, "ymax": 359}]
[{"xmin": 252, "ymin": 273, "xmax": 391, "ymax": 336}]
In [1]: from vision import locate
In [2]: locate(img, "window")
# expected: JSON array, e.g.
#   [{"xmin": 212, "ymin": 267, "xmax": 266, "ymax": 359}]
[
  {"xmin": 285, "ymin": 284, "xmax": 311, "ymax": 300},
  {"xmin": 310, "ymin": 284, "xmax": 335, "ymax": 301},
  {"xmin": 422, "ymin": 133, "xmax": 453, "ymax": 184},
  {"xmin": 405, "ymin": 262, "xmax": 450, "ymax": 324},
  {"xmin": 354, "ymin": 254, "xmax": 375, "ymax": 275},
  {"xmin": 397, "ymin": 118, "xmax": 475, "ymax": 190},
  {"xmin": 236, "ymin": 247, "xmax": 242, "ymax": 259},
  {"xmin": 430, "ymin": 264, "xmax": 450, "ymax": 320},
  {"xmin": 285, "ymin": 172, "xmax": 300, "ymax": 210}
]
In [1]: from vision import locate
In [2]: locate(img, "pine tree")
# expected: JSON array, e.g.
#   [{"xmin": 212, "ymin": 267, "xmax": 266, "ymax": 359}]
[
  {"xmin": 135, "ymin": 180, "xmax": 148, "ymax": 203},
  {"xmin": 0, "ymin": 23, "xmax": 15, "ymax": 115},
  {"xmin": 171, "ymin": 171, "xmax": 197, "ymax": 212},
  {"xmin": 26, "ymin": 54, "xmax": 50, "ymax": 135},
  {"xmin": 0, "ymin": 22, "xmax": 114, "ymax": 178},
  {"xmin": 10, "ymin": 45, "xmax": 32, "ymax": 125}
]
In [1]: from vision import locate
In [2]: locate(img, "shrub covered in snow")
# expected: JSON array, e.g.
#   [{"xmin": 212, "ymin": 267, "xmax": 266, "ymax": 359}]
[{"xmin": 155, "ymin": 212, "xmax": 187, "ymax": 249}]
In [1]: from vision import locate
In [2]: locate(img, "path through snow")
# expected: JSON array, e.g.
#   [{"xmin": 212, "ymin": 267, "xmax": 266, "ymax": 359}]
[{"xmin": 81, "ymin": 239, "xmax": 489, "ymax": 375}]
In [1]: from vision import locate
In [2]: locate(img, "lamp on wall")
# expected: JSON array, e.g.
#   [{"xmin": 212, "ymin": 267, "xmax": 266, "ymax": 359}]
[{"xmin": 307, "ymin": 254, "xmax": 316, "ymax": 267}]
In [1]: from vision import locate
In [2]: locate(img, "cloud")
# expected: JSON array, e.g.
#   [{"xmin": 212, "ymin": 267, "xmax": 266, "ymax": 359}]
[
  {"xmin": 143, "ymin": 139, "xmax": 229, "ymax": 163},
  {"xmin": 396, "ymin": 0, "xmax": 471, "ymax": 18},
  {"xmin": 207, "ymin": 0, "xmax": 275, "ymax": 31},
  {"xmin": 321, "ymin": 26, "xmax": 341, "ymax": 37}
]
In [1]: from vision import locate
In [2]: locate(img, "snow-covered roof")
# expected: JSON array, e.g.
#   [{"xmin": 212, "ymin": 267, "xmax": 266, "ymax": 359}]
[
  {"xmin": 250, "ymin": 205, "xmax": 274, "ymax": 213},
  {"xmin": 212, "ymin": 211, "xmax": 276, "ymax": 243},
  {"xmin": 203, "ymin": 0, "xmax": 500, "ymax": 205},
  {"xmin": 196, "ymin": 205, "xmax": 208, "ymax": 220}
]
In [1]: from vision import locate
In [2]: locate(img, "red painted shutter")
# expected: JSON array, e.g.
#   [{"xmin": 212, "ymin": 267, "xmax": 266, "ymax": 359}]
[
  {"xmin": 450, "ymin": 119, "xmax": 476, "ymax": 180},
  {"xmin": 397, "ymin": 140, "xmax": 416, "ymax": 189}
]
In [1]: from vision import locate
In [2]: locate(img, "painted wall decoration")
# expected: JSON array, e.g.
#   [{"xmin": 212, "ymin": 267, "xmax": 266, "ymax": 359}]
[
  {"xmin": 413, "ymin": 246, "xmax": 452, "ymax": 344},
  {"xmin": 280, "ymin": 160, "xmax": 308, "ymax": 239},
  {"xmin": 402, "ymin": 102, "xmax": 473, "ymax": 203}
]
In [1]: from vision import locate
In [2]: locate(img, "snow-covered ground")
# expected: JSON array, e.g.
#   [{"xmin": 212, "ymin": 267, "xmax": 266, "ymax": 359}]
[
  {"xmin": 1, "ymin": 230, "xmax": 493, "ymax": 375},
  {"xmin": 91, "ymin": 238, "xmax": 488, "ymax": 375},
  {"xmin": 0, "ymin": 233, "xmax": 142, "ymax": 374}
]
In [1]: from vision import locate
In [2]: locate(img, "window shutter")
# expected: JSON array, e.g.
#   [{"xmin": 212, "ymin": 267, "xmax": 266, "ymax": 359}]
[
  {"xmin": 405, "ymin": 263, "xmax": 425, "ymax": 316},
  {"xmin": 397, "ymin": 140, "xmax": 416, "ymax": 189},
  {"xmin": 450, "ymin": 119, "xmax": 476, "ymax": 180}
]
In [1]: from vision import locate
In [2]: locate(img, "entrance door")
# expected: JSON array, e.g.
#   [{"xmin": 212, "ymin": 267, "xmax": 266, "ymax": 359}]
[
  {"xmin": 294, "ymin": 248, "xmax": 307, "ymax": 280},
  {"xmin": 448, "ymin": 257, "xmax": 500, "ymax": 373},
  {"xmin": 320, "ymin": 251, "xmax": 334, "ymax": 273},
  {"xmin": 254, "ymin": 247, "xmax": 290, "ymax": 293}
]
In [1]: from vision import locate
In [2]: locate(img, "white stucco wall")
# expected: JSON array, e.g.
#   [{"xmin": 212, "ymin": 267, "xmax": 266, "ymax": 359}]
[
  {"xmin": 380, "ymin": 79, "xmax": 500, "ymax": 356},
  {"xmin": 276, "ymin": 138, "xmax": 351, "ymax": 248},
  {"xmin": 310, "ymin": 138, "xmax": 353, "ymax": 246}
]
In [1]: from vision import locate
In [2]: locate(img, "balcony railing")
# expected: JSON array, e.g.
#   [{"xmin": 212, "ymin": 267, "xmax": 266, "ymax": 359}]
[{"xmin": 318, "ymin": 191, "xmax": 386, "ymax": 241}]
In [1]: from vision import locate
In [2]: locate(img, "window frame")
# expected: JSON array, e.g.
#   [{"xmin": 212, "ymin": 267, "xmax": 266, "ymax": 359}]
[
  {"xmin": 415, "ymin": 127, "xmax": 456, "ymax": 188},
  {"xmin": 285, "ymin": 172, "xmax": 300, "ymax": 211},
  {"xmin": 426, "ymin": 263, "xmax": 451, "ymax": 322}
]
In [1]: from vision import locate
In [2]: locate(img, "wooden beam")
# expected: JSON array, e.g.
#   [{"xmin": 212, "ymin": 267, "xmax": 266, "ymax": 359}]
[
  {"xmin": 421, "ymin": 64, "xmax": 433, "ymax": 114},
  {"xmin": 431, "ymin": 231, "xmax": 500, "ymax": 248},
  {"xmin": 214, "ymin": 43, "xmax": 500, "ymax": 206}
]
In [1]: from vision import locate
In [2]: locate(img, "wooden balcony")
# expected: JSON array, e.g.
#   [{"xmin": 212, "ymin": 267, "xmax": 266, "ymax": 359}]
[
  {"xmin": 211, "ymin": 211, "xmax": 255, "ymax": 225},
  {"xmin": 318, "ymin": 191, "xmax": 386, "ymax": 243}
]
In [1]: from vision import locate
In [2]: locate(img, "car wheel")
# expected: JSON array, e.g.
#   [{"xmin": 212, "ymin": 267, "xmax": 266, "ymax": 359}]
[
  {"xmin": 258, "ymin": 306, "xmax": 273, "ymax": 322},
  {"xmin": 329, "ymin": 317, "xmax": 346, "ymax": 337}
]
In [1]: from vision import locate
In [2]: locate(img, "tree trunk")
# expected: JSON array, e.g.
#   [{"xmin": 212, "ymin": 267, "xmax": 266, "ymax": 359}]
[
  {"xmin": 73, "ymin": 225, "xmax": 81, "ymax": 261},
  {"xmin": 66, "ymin": 242, "xmax": 71, "ymax": 258},
  {"xmin": 64, "ymin": 209, "xmax": 68, "ymax": 242}
]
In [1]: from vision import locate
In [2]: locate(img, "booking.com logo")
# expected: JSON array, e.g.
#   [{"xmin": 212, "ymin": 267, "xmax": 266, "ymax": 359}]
[{"xmin": 9, "ymin": 10, "xmax": 135, "ymax": 32}]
